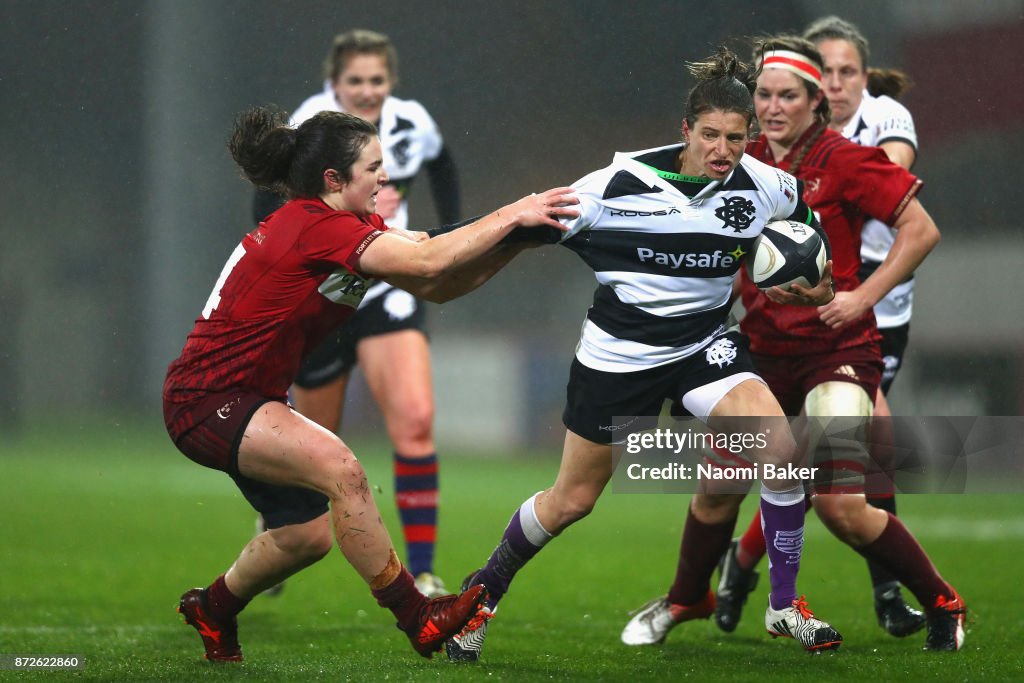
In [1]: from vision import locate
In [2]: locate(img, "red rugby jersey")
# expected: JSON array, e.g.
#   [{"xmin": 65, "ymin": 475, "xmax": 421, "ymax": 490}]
[
  {"xmin": 163, "ymin": 199, "xmax": 387, "ymax": 438},
  {"xmin": 741, "ymin": 126, "xmax": 922, "ymax": 356}
]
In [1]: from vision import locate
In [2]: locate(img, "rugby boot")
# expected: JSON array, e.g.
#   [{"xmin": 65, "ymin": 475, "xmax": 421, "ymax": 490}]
[
  {"xmin": 765, "ymin": 596, "xmax": 842, "ymax": 652},
  {"xmin": 177, "ymin": 588, "xmax": 242, "ymax": 662},
  {"xmin": 874, "ymin": 585, "xmax": 926, "ymax": 637},
  {"xmin": 714, "ymin": 539, "xmax": 760, "ymax": 633},
  {"xmin": 446, "ymin": 605, "xmax": 494, "ymax": 662},
  {"xmin": 620, "ymin": 590, "xmax": 715, "ymax": 645},
  {"xmin": 406, "ymin": 583, "xmax": 487, "ymax": 658},
  {"xmin": 445, "ymin": 569, "xmax": 492, "ymax": 662},
  {"xmin": 923, "ymin": 587, "xmax": 966, "ymax": 652}
]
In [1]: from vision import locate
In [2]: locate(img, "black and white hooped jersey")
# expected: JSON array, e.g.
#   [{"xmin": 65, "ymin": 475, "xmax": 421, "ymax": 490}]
[
  {"xmin": 291, "ymin": 85, "xmax": 445, "ymax": 306},
  {"xmin": 559, "ymin": 144, "xmax": 803, "ymax": 373},
  {"xmin": 843, "ymin": 91, "xmax": 918, "ymax": 327}
]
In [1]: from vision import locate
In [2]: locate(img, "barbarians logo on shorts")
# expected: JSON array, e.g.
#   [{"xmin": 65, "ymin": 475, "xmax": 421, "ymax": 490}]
[
  {"xmin": 715, "ymin": 196, "xmax": 756, "ymax": 233},
  {"xmin": 705, "ymin": 338, "xmax": 737, "ymax": 368}
]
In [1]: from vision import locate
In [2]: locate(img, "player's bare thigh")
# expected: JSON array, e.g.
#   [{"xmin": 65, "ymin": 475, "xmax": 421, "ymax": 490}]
[
  {"xmin": 357, "ymin": 329, "xmax": 434, "ymax": 452},
  {"xmin": 709, "ymin": 378, "xmax": 796, "ymax": 473},
  {"xmin": 237, "ymin": 400, "xmax": 359, "ymax": 495}
]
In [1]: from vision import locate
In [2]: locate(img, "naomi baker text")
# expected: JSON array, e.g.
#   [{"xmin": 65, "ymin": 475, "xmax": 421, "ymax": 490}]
[{"xmin": 626, "ymin": 463, "xmax": 819, "ymax": 481}]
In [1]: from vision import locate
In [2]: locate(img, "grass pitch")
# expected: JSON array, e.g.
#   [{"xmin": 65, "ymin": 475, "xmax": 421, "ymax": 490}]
[{"xmin": 1, "ymin": 417, "xmax": 1021, "ymax": 681}]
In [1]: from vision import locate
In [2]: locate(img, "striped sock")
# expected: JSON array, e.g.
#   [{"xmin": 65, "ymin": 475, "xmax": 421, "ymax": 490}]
[{"xmin": 394, "ymin": 452, "xmax": 438, "ymax": 576}]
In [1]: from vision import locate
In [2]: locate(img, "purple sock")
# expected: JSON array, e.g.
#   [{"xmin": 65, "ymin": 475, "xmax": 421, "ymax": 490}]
[
  {"xmin": 475, "ymin": 493, "xmax": 553, "ymax": 609},
  {"xmin": 759, "ymin": 483, "xmax": 804, "ymax": 611}
]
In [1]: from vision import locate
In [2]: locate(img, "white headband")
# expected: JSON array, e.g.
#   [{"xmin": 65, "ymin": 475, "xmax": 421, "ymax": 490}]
[{"xmin": 762, "ymin": 50, "xmax": 822, "ymax": 87}]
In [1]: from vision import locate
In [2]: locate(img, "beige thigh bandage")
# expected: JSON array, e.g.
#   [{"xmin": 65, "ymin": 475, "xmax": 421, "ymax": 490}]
[
  {"xmin": 804, "ymin": 382, "xmax": 873, "ymax": 492},
  {"xmin": 804, "ymin": 381, "xmax": 873, "ymax": 418}
]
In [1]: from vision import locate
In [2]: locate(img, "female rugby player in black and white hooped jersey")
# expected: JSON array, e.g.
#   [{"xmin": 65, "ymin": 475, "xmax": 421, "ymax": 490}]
[
  {"xmin": 446, "ymin": 48, "xmax": 843, "ymax": 663},
  {"xmin": 253, "ymin": 30, "xmax": 459, "ymax": 598},
  {"xmin": 163, "ymin": 107, "xmax": 577, "ymax": 663},
  {"xmin": 629, "ymin": 35, "xmax": 964, "ymax": 653}
]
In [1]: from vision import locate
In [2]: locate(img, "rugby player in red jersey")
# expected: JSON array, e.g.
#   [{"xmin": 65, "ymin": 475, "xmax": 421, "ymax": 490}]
[
  {"xmin": 253, "ymin": 31, "xmax": 463, "ymax": 599},
  {"xmin": 718, "ymin": 16, "xmax": 930, "ymax": 639},
  {"xmin": 163, "ymin": 106, "xmax": 577, "ymax": 662}
]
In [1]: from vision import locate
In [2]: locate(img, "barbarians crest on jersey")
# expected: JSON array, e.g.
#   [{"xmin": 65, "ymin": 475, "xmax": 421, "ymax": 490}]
[
  {"xmin": 705, "ymin": 338, "xmax": 737, "ymax": 368},
  {"xmin": 715, "ymin": 196, "xmax": 756, "ymax": 233}
]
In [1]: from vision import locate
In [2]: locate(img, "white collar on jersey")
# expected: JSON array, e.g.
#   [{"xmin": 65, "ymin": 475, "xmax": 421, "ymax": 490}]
[
  {"xmin": 840, "ymin": 91, "xmax": 869, "ymax": 140},
  {"xmin": 616, "ymin": 143, "xmax": 727, "ymax": 206}
]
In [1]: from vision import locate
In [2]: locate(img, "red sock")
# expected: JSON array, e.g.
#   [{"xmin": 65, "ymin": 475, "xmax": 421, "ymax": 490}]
[
  {"xmin": 370, "ymin": 568, "xmax": 426, "ymax": 632},
  {"xmin": 737, "ymin": 509, "xmax": 766, "ymax": 568},
  {"xmin": 206, "ymin": 574, "xmax": 250, "ymax": 621},
  {"xmin": 855, "ymin": 513, "xmax": 952, "ymax": 611},
  {"xmin": 667, "ymin": 508, "xmax": 735, "ymax": 606}
]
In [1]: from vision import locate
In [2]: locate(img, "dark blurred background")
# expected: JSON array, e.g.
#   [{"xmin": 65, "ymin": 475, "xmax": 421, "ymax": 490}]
[{"xmin": 2, "ymin": 0, "xmax": 1022, "ymax": 444}]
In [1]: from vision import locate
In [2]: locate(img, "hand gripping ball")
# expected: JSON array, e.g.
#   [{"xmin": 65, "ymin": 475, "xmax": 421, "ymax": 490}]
[{"xmin": 747, "ymin": 219, "xmax": 826, "ymax": 291}]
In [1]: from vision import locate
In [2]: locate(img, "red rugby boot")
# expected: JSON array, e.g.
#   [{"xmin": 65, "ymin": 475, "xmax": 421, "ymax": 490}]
[
  {"xmin": 406, "ymin": 584, "xmax": 487, "ymax": 658},
  {"xmin": 177, "ymin": 588, "xmax": 242, "ymax": 662}
]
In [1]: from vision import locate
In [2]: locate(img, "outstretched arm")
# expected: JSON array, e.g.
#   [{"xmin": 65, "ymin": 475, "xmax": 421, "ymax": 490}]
[
  {"xmin": 386, "ymin": 241, "xmax": 538, "ymax": 303},
  {"xmin": 358, "ymin": 187, "xmax": 577, "ymax": 302}
]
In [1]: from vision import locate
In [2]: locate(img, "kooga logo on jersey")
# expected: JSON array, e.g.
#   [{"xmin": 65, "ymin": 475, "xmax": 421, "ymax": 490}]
[
  {"xmin": 636, "ymin": 246, "xmax": 744, "ymax": 269},
  {"xmin": 610, "ymin": 207, "xmax": 682, "ymax": 217}
]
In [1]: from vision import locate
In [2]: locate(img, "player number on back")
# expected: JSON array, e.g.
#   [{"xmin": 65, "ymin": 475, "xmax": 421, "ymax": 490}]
[{"xmin": 202, "ymin": 244, "xmax": 246, "ymax": 319}]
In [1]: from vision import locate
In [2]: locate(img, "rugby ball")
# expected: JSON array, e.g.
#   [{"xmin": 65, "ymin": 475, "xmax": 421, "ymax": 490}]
[{"xmin": 747, "ymin": 220, "xmax": 826, "ymax": 291}]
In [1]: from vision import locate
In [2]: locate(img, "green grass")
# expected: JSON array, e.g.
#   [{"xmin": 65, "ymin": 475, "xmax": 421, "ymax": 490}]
[{"xmin": 1, "ymin": 418, "xmax": 1022, "ymax": 681}]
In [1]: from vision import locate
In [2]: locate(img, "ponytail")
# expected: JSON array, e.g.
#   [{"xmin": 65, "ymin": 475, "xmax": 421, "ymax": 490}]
[
  {"xmin": 227, "ymin": 107, "xmax": 377, "ymax": 199},
  {"xmin": 867, "ymin": 67, "xmax": 912, "ymax": 99},
  {"xmin": 684, "ymin": 46, "xmax": 756, "ymax": 128},
  {"xmin": 228, "ymin": 107, "xmax": 295, "ymax": 192}
]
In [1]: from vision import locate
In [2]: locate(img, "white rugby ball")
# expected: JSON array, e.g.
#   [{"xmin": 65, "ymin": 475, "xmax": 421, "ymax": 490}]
[{"xmin": 747, "ymin": 219, "xmax": 826, "ymax": 291}]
